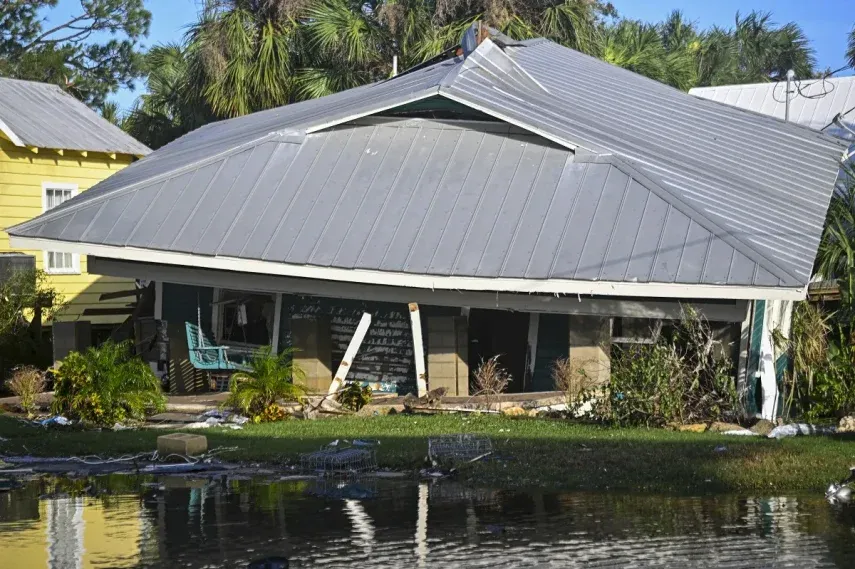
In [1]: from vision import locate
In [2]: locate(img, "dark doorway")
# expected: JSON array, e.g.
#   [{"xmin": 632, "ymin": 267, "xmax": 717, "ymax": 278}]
[{"xmin": 468, "ymin": 309, "xmax": 529, "ymax": 393}]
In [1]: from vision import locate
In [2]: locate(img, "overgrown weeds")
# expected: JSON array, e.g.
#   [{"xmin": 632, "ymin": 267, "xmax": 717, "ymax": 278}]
[
  {"xmin": 472, "ymin": 355, "xmax": 511, "ymax": 411},
  {"xmin": 6, "ymin": 366, "xmax": 45, "ymax": 417},
  {"xmin": 51, "ymin": 341, "xmax": 165, "ymax": 426},
  {"xmin": 775, "ymin": 303, "xmax": 855, "ymax": 420},
  {"xmin": 552, "ymin": 356, "xmax": 599, "ymax": 410},
  {"xmin": 587, "ymin": 307, "xmax": 738, "ymax": 427}
]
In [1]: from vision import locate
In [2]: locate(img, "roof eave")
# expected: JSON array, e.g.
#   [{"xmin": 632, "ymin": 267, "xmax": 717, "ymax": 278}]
[{"xmin": 7, "ymin": 235, "xmax": 808, "ymax": 302}]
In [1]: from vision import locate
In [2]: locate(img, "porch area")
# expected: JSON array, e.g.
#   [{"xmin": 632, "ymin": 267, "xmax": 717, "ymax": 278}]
[{"xmin": 90, "ymin": 257, "xmax": 750, "ymax": 398}]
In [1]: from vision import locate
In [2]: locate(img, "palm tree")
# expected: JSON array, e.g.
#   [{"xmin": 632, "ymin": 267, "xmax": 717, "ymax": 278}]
[
  {"xmin": 847, "ymin": 24, "xmax": 855, "ymax": 69},
  {"xmin": 99, "ymin": 101, "xmax": 123, "ymax": 126},
  {"xmin": 124, "ymin": 43, "xmax": 214, "ymax": 149},
  {"xmin": 696, "ymin": 11, "xmax": 814, "ymax": 86},
  {"xmin": 815, "ymin": 166, "xmax": 855, "ymax": 328},
  {"xmin": 227, "ymin": 346, "xmax": 306, "ymax": 420},
  {"xmin": 602, "ymin": 19, "xmax": 696, "ymax": 91}
]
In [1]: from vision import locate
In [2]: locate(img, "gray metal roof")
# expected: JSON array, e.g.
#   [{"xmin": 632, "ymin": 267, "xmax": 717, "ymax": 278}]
[
  {"xmin": 690, "ymin": 76, "xmax": 855, "ymax": 140},
  {"xmin": 0, "ymin": 77, "xmax": 151, "ymax": 155},
  {"xmin": 8, "ymin": 36, "xmax": 848, "ymax": 292},
  {"xmin": 8, "ymin": 118, "xmax": 771, "ymax": 286}
]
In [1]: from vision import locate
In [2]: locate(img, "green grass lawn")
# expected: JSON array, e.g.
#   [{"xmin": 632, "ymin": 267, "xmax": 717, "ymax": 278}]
[{"xmin": 2, "ymin": 413, "xmax": 854, "ymax": 494}]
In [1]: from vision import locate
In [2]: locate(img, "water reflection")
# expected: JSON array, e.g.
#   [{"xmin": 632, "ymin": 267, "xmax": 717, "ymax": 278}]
[{"xmin": 1, "ymin": 475, "xmax": 855, "ymax": 568}]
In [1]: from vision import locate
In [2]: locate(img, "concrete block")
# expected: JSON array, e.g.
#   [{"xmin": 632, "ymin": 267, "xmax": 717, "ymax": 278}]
[{"xmin": 158, "ymin": 433, "xmax": 208, "ymax": 456}]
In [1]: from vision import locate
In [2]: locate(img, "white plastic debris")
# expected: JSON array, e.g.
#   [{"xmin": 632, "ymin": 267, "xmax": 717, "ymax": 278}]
[
  {"xmin": 767, "ymin": 423, "xmax": 837, "ymax": 439},
  {"xmin": 721, "ymin": 429, "xmax": 759, "ymax": 436},
  {"xmin": 39, "ymin": 415, "xmax": 71, "ymax": 426}
]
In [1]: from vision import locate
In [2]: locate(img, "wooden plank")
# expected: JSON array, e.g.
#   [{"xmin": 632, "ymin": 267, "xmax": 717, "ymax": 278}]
[
  {"xmin": 328, "ymin": 312, "xmax": 372, "ymax": 394},
  {"xmin": 98, "ymin": 288, "xmax": 142, "ymax": 301},
  {"xmin": 82, "ymin": 307, "xmax": 136, "ymax": 316},
  {"xmin": 409, "ymin": 303, "xmax": 427, "ymax": 397}
]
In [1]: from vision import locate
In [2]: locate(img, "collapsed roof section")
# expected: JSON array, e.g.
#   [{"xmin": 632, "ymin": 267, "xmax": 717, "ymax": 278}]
[{"xmin": 8, "ymin": 30, "xmax": 849, "ymax": 299}]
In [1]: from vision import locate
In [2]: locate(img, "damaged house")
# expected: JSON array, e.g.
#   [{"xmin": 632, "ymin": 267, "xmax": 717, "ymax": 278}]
[{"xmin": 5, "ymin": 28, "xmax": 848, "ymax": 414}]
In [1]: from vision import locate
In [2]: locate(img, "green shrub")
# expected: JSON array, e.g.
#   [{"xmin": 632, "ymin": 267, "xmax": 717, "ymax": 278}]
[
  {"xmin": 337, "ymin": 381, "xmax": 372, "ymax": 411},
  {"xmin": 51, "ymin": 341, "xmax": 165, "ymax": 425},
  {"xmin": 226, "ymin": 346, "xmax": 305, "ymax": 422},
  {"xmin": 593, "ymin": 307, "xmax": 738, "ymax": 427},
  {"xmin": 6, "ymin": 366, "xmax": 45, "ymax": 417}
]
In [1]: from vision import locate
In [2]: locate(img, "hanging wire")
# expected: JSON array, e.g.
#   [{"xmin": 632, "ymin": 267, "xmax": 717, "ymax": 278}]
[{"xmin": 771, "ymin": 65, "xmax": 850, "ymax": 105}]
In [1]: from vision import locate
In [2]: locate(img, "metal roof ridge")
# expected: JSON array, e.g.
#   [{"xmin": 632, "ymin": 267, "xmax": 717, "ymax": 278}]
[{"xmin": 579, "ymin": 153, "xmax": 802, "ymax": 285}]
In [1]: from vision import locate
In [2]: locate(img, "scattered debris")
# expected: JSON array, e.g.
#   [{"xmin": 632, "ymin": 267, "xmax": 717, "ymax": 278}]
[
  {"xmin": 768, "ymin": 423, "xmax": 837, "ymax": 439},
  {"xmin": 750, "ymin": 419, "xmax": 776, "ymax": 436},
  {"xmin": 714, "ymin": 445, "xmax": 728, "ymax": 453},
  {"xmin": 677, "ymin": 423, "xmax": 708, "ymax": 433},
  {"xmin": 827, "ymin": 467, "xmax": 855, "ymax": 504},
  {"xmin": 300, "ymin": 443, "xmax": 377, "ymax": 475},
  {"xmin": 184, "ymin": 410, "xmax": 249, "ymax": 429},
  {"xmin": 201, "ymin": 409, "xmax": 249, "ymax": 425},
  {"xmin": 721, "ymin": 429, "xmax": 759, "ymax": 436},
  {"xmin": 837, "ymin": 415, "xmax": 855, "ymax": 434},
  {"xmin": 428, "ymin": 434, "xmax": 492, "ymax": 464},
  {"xmin": 38, "ymin": 415, "xmax": 71, "ymax": 427},
  {"xmin": 708, "ymin": 422, "xmax": 746, "ymax": 433}
]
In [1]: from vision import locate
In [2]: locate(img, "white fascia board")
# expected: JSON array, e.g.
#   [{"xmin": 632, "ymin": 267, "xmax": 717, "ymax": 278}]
[
  {"xmin": 0, "ymin": 117, "xmax": 25, "ymax": 147},
  {"xmin": 8, "ymin": 236, "xmax": 808, "ymax": 302},
  {"xmin": 303, "ymin": 90, "xmax": 440, "ymax": 134}
]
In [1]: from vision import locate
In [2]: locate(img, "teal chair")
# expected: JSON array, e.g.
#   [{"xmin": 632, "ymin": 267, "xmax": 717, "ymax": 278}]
[{"xmin": 185, "ymin": 322, "xmax": 252, "ymax": 390}]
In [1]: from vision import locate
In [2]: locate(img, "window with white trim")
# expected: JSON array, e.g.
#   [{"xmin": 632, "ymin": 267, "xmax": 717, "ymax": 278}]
[{"xmin": 42, "ymin": 182, "xmax": 80, "ymax": 274}]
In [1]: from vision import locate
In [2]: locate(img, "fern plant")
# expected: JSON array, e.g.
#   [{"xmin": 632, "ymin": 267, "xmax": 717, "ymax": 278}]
[{"xmin": 226, "ymin": 346, "xmax": 306, "ymax": 422}]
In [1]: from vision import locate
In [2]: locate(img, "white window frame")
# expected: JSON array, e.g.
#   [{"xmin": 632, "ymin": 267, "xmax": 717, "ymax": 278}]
[{"xmin": 42, "ymin": 182, "xmax": 80, "ymax": 275}]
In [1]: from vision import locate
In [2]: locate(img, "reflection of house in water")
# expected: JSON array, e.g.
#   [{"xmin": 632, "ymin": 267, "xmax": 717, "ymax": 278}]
[{"xmin": 0, "ymin": 494, "xmax": 143, "ymax": 568}]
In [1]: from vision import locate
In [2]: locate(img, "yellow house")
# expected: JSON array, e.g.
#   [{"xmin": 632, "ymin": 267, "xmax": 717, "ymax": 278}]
[{"xmin": 0, "ymin": 77, "xmax": 150, "ymax": 334}]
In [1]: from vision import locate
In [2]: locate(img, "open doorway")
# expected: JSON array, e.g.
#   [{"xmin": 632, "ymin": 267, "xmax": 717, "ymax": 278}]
[{"xmin": 468, "ymin": 309, "xmax": 529, "ymax": 393}]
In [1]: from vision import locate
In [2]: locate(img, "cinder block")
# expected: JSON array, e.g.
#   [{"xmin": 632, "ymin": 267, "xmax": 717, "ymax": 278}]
[{"xmin": 158, "ymin": 433, "xmax": 208, "ymax": 456}]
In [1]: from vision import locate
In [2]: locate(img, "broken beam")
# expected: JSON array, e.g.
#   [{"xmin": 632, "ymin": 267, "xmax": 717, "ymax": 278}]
[
  {"xmin": 328, "ymin": 312, "xmax": 372, "ymax": 395},
  {"xmin": 409, "ymin": 303, "xmax": 427, "ymax": 397}
]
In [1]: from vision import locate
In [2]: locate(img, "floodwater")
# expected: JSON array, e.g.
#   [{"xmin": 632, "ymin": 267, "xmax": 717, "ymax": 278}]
[{"xmin": 2, "ymin": 476, "xmax": 855, "ymax": 568}]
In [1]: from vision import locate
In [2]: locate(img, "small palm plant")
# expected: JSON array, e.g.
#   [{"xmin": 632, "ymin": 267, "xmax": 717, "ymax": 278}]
[{"xmin": 226, "ymin": 346, "xmax": 306, "ymax": 422}]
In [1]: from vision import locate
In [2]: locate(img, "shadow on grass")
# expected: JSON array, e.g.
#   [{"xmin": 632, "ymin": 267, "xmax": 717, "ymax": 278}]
[{"xmin": 2, "ymin": 414, "xmax": 855, "ymax": 493}]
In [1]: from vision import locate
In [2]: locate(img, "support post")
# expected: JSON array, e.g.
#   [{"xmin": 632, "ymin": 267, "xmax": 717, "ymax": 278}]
[
  {"xmin": 211, "ymin": 288, "xmax": 221, "ymax": 340},
  {"xmin": 409, "ymin": 303, "xmax": 427, "ymax": 397},
  {"xmin": 271, "ymin": 293, "xmax": 282, "ymax": 353},
  {"xmin": 329, "ymin": 312, "xmax": 371, "ymax": 394},
  {"xmin": 736, "ymin": 300, "xmax": 752, "ymax": 411},
  {"xmin": 525, "ymin": 313, "xmax": 539, "ymax": 390},
  {"xmin": 154, "ymin": 281, "xmax": 163, "ymax": 320}
]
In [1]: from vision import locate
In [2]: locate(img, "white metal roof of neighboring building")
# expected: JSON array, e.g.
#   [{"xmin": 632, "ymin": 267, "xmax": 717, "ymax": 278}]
[
  {"xmin": 8, "ymin": 34, "xmax": 849, "ymax": 299},
  {"xmin": 690, "ymin": 76, "xmax": 855, "ymax": 140},
  {"xmin": 0, "ymin": 77, "xmax": 151, "ymax": 155}
]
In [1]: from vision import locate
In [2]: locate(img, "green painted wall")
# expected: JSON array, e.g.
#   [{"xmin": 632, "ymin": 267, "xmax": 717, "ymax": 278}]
[{"xmin": 531, "ymin": 314, "xmax": 569, "ymax": 391}]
